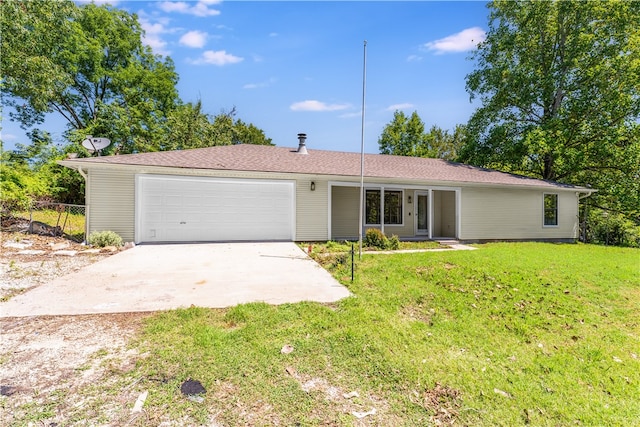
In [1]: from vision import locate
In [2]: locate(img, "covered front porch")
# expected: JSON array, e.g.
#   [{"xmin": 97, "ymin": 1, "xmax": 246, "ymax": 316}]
[{"xmin": 328, "ymin": 182, "xmax": 460, "ymax": 241}]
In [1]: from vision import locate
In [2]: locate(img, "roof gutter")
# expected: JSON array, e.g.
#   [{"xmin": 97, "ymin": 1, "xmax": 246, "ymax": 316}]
[{"xmin": 577, "ymin": 189, "xmax": 597, "ymax": 200}]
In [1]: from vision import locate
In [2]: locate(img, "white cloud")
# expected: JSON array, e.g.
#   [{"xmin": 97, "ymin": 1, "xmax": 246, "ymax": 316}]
[
  {"xmin": 191, "ymin": 50, "xmax": 244, "ymax": 66},
  {"xmin": 140, "ymin": 17, "xmax": 171, "ymax": 55},
  {"xmin": 243, "ymin": 78, "xmax": 276, "ymax": 89},
  {"xmin": 158, "ymin": 1, "xmax": 221, "ymax": 17},
  {"xmin": 180, "ymin": 30, "xmax": 208, "ymax": 48},
  {"xmin": 407, "ymin": 54, "xmax": 422, "ymax": 62},
  {"xmin": 290, "ymin": 100, "xmax": 351, "ymax": 112},
  {"xmin": 423, "ymin": 27, "xmax": 486, "ymax": 54},
  {"xmin": 386, "ymin": 103, "xmax": 414, "ymax": 111},
  {"xmin": 269, "ymin": 32, "xmax": 278, "ymax": 37},
  {"xmin": 0, "ymin": 132, "xmax": 17, "ymax": 141}
]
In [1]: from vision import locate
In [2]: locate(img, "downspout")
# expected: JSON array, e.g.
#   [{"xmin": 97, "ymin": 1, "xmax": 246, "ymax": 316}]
[
  {"xmin": 77, "ymin": 167, "xmax": 89, "ymax": 243},
  {"xmin": 577, "ymin": 191, "xmax": 594, "ymax": 243}
]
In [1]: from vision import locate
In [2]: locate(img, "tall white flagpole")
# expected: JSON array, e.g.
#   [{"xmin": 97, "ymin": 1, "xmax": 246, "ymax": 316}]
[{"xmin": 358, "ymin": 40, "xmax": 367, "ymax": 259}]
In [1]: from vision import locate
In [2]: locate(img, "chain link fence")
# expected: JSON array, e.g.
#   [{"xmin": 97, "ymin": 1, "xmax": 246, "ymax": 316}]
[{"xmin": 1, "ymin": 201, "xmax": 86, "ymax": 242}]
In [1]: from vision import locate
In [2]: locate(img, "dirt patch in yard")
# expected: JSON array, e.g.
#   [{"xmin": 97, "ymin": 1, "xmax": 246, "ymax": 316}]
[
  {"xmin": 1, "ymin": 231, "xmax": 152, "ymax": 425},
  {"xmin": 0, "ymin": 313, "xmax": 151, "ymax": 425},
  {"xmin": 1, "ymin": 231, "xmax": 116, "ymax": 302}
]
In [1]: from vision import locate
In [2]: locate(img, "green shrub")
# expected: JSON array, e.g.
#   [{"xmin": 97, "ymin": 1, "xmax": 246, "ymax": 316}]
[
  {"xmin": 364, "ymin": 228, "xmax": 387, "ymax": 249},
  {"xmin": 388, "ymin": 234, "xmax": 400, "ymax": 250},
  {"xmin": 363, "ymin": 229, "xmax": 401, "ymax": 250},
  {"xmin": 87, "ymin": 230, "xmax": 123, "ymax": 247}
]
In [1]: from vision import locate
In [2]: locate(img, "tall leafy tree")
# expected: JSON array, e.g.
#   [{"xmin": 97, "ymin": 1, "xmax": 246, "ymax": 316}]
[
  {"xmin": 232, "ymin": 119, "xmax": 273, "ymax": 146},
  {"xmin": 460, "ymin": 0, "xmax": 640, "ymax": 221},
  {"xmin": 378, "ymin": 110, "xmax": 463, "ymax": 160},
  {"xmin": 158, "ymin": 103, "xmax": 273, "ymax": 151},
  {"xmin": 379, "ymin": 111, "xmax": 429, "ymax": 157},
  {"xmin": 1, "ymin": 0, "xmax": 180, "ymax": 154}
]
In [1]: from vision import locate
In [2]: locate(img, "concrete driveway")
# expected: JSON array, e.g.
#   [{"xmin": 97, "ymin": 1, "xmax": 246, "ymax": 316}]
[{"xmin": 0, "ymin": 242, "xmax": 351, "ymax": 317}]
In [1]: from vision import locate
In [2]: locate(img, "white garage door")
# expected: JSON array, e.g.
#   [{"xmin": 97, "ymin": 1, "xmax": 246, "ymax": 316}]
[{"xmin": 136, "ymin": 175, "xmax": 295, "ymax": 243}]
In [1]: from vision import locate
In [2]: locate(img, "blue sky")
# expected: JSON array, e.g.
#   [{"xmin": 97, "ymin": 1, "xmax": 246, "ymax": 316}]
[{"xmin": 1, "ymin": 0, "xmax": 490, "ymax": 154}]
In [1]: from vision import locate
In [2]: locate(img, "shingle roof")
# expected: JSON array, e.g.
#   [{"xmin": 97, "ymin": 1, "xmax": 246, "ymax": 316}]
[{"xmin": 61, "ymin": 144, "xmax": 588, "ymax": 190}]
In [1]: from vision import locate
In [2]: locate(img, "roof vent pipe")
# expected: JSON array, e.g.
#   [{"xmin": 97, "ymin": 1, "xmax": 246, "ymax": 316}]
[{"xmin": 296, "ymin": 133, "xmax": 308, "ymax": 154}]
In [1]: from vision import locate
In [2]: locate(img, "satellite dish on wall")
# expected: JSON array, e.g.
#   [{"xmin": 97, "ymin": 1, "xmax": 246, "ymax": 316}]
[{"xmin": 82, "ymin": 135, "xmax": 111, "ymax": 155}]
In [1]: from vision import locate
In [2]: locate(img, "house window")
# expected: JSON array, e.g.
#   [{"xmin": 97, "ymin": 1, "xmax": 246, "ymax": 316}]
[
  {"xmin": 544, "ymin": 193, "xmax": 558, "ymax": 226},
  {"xmin": 365, "ymin": 190, "xmax": 381, "ymax": 225},
  {"xmin": 365, "ymin": 189, "xmax": 403, "ymax": 225}
]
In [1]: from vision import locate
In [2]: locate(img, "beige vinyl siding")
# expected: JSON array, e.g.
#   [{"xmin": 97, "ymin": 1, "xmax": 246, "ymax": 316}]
[
  {"xmin": 80, "ymin": 163, "xmax": 582, "ymax": 243},
  {"xmin": 87, "ymin": 168, "xmax": 136, "ymax": 241},
  {"xmin": 432, "ymin": 190, "xmax": 457, "ymax": 238},
  {"xmin": 85, "ymin": 165, "xmax": 331, "ymax": 242},
  {"xmin": 296, "ymin": 178, "xmax": 328, "ymax": 241},
  {"xmin": 331, "ymin": 186, "xmax": 360, "ymax": 240},
  {"xmin": 460, "ymin": 187, "xmax": 578, "ymax": 240}
]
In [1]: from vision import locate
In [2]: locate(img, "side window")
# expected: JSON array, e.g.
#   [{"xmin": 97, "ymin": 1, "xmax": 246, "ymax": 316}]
[{"xmin": 544, "ymin": 193, "xmax": 558, "ymax": 226}]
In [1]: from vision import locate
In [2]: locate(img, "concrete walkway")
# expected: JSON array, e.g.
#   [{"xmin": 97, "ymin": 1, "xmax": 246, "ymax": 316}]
[{"xmin": 0, "ymin": 242, "xmax": 350, "ymax": 318}]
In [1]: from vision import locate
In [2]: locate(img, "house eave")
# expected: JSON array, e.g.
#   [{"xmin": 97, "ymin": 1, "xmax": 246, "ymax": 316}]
[{"xmin": 57, "ymin": 160, "xmax": 592, "ymax": 192}]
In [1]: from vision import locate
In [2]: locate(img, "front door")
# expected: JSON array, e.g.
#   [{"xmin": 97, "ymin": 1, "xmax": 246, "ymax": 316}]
[{"xmin": 416, "ymin": 192, "xmax": 429, "ymax": 235}]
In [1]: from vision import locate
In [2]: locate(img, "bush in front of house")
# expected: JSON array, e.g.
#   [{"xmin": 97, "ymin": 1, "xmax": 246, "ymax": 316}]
[
  {"xmin": 387, "ymin": 234, "xmax": 400, "ymax": 250},
  {"xmin": 364, "ymin": 228, "xmax": 400, "ymax": 250},
  {"xmin": 87, "ymin": 230, "xmax": 123, "ymax": 248}
]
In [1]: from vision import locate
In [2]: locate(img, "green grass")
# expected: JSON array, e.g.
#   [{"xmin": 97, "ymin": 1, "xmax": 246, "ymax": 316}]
[
  {"xmin": 9, "ymin": 243, "xmax": 637, "ymax": 426},
  {"xmin": 125, "ymin": 242, "xmax": 639, "ymax": 426}
]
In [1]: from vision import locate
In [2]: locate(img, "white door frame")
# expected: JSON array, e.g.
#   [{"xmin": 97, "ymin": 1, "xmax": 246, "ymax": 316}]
[{"xmin": 414, "ymin": 190, "xmax": 430, "ymax": 237}]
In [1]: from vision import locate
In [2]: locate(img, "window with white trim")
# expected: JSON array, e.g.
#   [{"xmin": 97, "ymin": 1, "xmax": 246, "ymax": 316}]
[
  {"xmin": 365, "ymin": 189, "xmax": 403, "ymax": 225},
  {"xmin": 543, "ymin": 193, "xmax": 558, "ymax": 226}
]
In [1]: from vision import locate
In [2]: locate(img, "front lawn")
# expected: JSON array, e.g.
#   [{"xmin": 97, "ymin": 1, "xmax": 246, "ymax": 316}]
[
  {"xmin": 123, "ymin": 242, "xmax": 639, "ymax": 426},
  {"xmin": 18, "ymin": 243, "xmax": 636, "ymax": 426}
]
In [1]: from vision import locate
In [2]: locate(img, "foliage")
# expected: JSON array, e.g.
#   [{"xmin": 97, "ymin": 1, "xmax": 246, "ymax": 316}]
[
  {"xmin": 363, "ymin": 228, "xmax": 399, "ymax": 250},
  {"xmin": 1, "ymin": 131, "xmax": 85, "ymax": 207},
  {"xmin": 158, "ymin": 103, "xmax": 273, "ymax": 150},
  {"xmin": 1, "ymin": 0, "xmax": 180, "ymax": 155},
  {"xmin": 378, "ymin": 110, "xmax": 465, "ymax": 160},
  {"xmin": 0, "ymin": 158, "xmax": 47, "ymax": 211},
  {"xmin": 1, "ymin": 1, "xmax": 273, "ymax": 207},
  {"xmin": 387, "ymin": 234, "xmax": 400, "ymax": 250},
  {"xmin": 233, "ymin": 118, "xmax": 273, "ymax": 146},
  {"xmin": 587, "ymin": 210, "xmax": 640, "ymax": 248},
  {"xmin": 363, "ymin": 228, "xmax": 387, "ymax": 249},
  {"xmin": 461, "ymin": 0, "xmax": 640, "ymax": 226},
  {"xmin": 118, "ymin": 243, "xmax": 639, "ymax": 426},
  {"xmin": 87, "ymin": 230, "xmax": 123, "ymax": 247}
]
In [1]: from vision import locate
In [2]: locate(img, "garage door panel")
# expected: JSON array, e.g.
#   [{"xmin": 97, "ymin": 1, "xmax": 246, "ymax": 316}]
[{"xmin": 137, "ymin": 175, "xmax": 294, "ymax": 243}]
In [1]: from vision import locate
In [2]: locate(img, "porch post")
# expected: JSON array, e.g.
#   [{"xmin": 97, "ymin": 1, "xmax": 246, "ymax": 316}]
[
  {"xmin": 428, "ymin": 188, "xmax": 433, "ymax": 240},
  {"xmin": 380, "ymin": 186, "xmax": 385, "ymax": 235}
]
